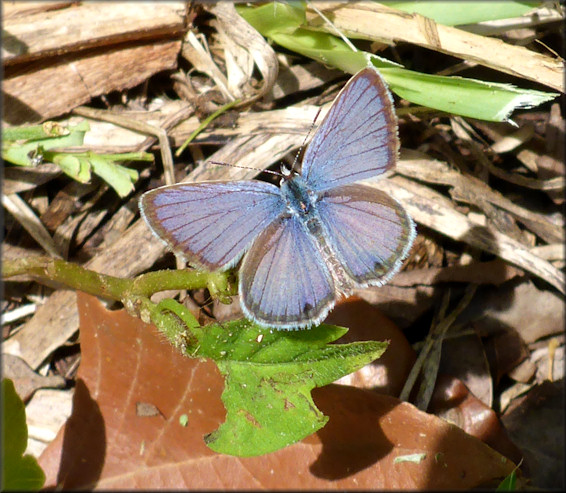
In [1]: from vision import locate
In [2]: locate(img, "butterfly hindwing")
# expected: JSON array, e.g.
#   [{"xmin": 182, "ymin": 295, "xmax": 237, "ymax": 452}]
[
  {"xmin": 140, "ymin": 181, "xmax": 285, "ymax": 270},
  {"xmin": 239, "ymin": 214, "xmax": 336, "ymax": 329},
  {"xmin": 316, "ymin": 184, "xmax": 415, "ymax": 286}
]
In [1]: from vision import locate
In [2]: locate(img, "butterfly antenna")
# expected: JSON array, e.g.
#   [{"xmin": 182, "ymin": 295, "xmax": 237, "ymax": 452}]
[
  {"xmin": 289, "ymin": 105, "xmax": 323, "ymax": 174},
  {"xmin": 209, "ymin": 160, "xmax": 284, "ymax": 178}
]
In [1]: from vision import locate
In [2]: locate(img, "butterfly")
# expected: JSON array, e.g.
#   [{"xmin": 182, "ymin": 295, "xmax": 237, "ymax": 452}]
[{"xmin": 140, "ymin": 66, "xmax": 416, "ymax": 329}]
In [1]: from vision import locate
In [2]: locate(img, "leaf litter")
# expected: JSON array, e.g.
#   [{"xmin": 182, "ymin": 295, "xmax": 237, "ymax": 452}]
[{"xmin": 2, "ymin": 1, "xmax": 564, "ymax": 489}]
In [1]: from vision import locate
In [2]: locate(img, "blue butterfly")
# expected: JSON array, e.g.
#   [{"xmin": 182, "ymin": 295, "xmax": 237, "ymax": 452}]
[{"xmin": 140, "ymin": 67, "xmax": 416, "ymax": 329}]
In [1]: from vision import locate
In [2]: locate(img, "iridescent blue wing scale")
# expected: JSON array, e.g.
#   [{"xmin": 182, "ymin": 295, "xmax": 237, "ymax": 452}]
[
  {"xmin": 301, "ymin": 67, "xmax": 398, "ymax": 192},
  {"xmin": 239, "ymin": 214, "xmax": 335, "ymax": 329},
  {"xmin": 316, "ymin": 184, "xmax": 415, "ymax": 286},
  {"xmin": 139, "ymin": 181, "xmax": 285, "ymax": 270}
]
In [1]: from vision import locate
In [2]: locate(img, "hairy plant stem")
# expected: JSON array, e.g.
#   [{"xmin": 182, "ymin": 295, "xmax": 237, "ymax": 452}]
[{"xmin": 2, "ymin": 256, "xmax": 231, "ymax": 302}]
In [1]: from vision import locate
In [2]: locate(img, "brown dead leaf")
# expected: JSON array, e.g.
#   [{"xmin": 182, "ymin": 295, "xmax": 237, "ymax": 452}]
[
  {"xmin": 391, "ymin": 259, "xmax": 523, "ymax": 287},
  {"xmin": 484, "ymin": 328, "xmax": 530, "ymax": 385},
  {"xmin": 439, "ymin": 331, "xmax": 493, "ymax": 407},
  {"xmin": 38, "ymin": 293, "xmax": 515, "ymax": 489},
  {"xmin": 502, "ymin": 381, "xmax": 564, "ymax": 489},
  {"xmin": 429, "ymin": 374, "xmax": 523, "ymax": 468},
  {"xmin": 2, "ymin": 353, "xmax": 65, "ymax": 402},
  {"xmin": 461, "ymin": 278, "xmax": 564, "ymax": 344},
  {"xmin": 324, "ymin": 297, "xmax": 416, "ymax": 397}
]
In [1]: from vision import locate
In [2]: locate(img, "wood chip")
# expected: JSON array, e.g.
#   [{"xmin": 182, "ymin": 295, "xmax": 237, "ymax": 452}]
[
  {"xmin": 4, "ymin": 39, "xmax": 182, "ymax": 124},
  {"xmin": 3, "ymin": 1, "xmax": 186, "ymax": 65}
]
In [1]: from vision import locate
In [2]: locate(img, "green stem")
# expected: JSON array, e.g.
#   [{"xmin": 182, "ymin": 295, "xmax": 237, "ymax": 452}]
[
  {"xmin": 129, "ymin": 269, "xmax": 229, "ymax": 297},
  {"xmin": 3, "ymin": 257, "xmax": 129, "ymax": 300},
  {"xmin": 42, "ymin": 150, "xmax": 154, "ymax": 162},
  {"xmin": 2, "ymin": 256, "xmax": 231, "ymax": 301},
  {"xmin": 176, "ymin": 99, "xmax": 242, "ymax": 157}
]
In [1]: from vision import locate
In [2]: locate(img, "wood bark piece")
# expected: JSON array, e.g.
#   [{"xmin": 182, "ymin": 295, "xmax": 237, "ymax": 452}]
[
  {"xmin": 2, "ymin": 1, "xmax": 74, "ymax": 21},
  {"xmin": 4, "ymin": 39, "xmax": 182, "ymax": 125},
  {"xmin": 3, "ymin": 1, "xmax": 186, "ymax": 65},
  {"xmin": 306, "ymin": 2, "xmax": 564, "ymax": 92}
]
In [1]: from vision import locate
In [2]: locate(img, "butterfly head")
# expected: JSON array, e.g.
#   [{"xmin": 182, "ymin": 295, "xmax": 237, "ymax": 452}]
[{"xmin": 281, "ymin": 173, "xmax": 318, "ymax": 218}]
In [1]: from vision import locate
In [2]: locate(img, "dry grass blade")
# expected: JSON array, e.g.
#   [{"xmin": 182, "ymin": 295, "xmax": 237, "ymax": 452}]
[
  {"xmin": 210, "ymin": 2, "xmax": 279, "ymax": 105},
  {"xmin": 413, "ymin": 285, "xmax": 478, "ymax": 410},
  {"xmin": 397, "ymin": 150, "xmax": 563, "ymax": 245},
  {"xmin": 2, "ymin": 194, "xmax": 62, "ymax": 258},
  {"xmin": 182, "ymin": 30, "xmax": 234, "ymax": 101}
]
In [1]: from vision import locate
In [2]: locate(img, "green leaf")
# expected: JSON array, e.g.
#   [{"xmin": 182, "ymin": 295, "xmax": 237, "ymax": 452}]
[
  {"xmin": 197, "ymin": 319, "xmax": 388, "ymax": 457},
  {"xmin": 496, "ymin": 469, "xmax": 517, "ymax": 491},
  {"xmin": 2, "ymin": 121, "xmax": 89, "ymax": 167},
  {"xmin": 271, "ymin": 28, "xmax": 401, "ymax": 72},
  {"xmin": 2, "ymin": 121, "xmax": 71, "ymax": 141},
  {"xmin": 1, "ymin": 378, "xmax": 46, "ymax": 491},
  {"xmin": 147, "ymin": 298, "xmax": 388, "ymax": 457},
  {"xmin": 236, "ymin": 1, "xmax": 306, "ymax": 36},
  {"xmin": 237, "ymin": 3, "xmax": 557, "ymax": 121},
  {"xmin": 54, "ymin": 154, "xmax": 91, "ymax": 183},
  {"xmin": 88, "ymin": 153, "xmax": 138, "ymax": 197},
  {"xmin": 379, "ymin": 66, "xmax": 556, "ymax": 121},
  {"xmin": 381, "ymin": 1, "xmax": 540, "ymax": 26},
  {"xmin": 496, "ymin": 460, "xmax": 522, "ymax": 491}
]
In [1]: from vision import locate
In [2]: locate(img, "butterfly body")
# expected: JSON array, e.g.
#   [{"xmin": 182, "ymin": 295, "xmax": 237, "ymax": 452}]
[{"xmin": 140, "ymin": 67, "xmax": 416, "ymax": 329}]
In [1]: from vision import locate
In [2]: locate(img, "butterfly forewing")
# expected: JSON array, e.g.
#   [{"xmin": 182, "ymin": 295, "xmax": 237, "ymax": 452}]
[
  {"xmin": 239, "ymin": 215, "xmax": 335, "ymax": 329},
  {"xmin": 140, "ymin": 181, "xmax": 285, "ymax": 270},
  {"xmin": 301, "ymin": 67, "xmax": 398, "ymax": 192},
  {"xmin": 316, "ymin": 184, "xmax": 415, "ymax": 286}
]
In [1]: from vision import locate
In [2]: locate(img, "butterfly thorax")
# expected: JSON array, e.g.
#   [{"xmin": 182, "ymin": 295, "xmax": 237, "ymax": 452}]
[
  {"xmin": 281, "ymin": 174, "xmax": 353, "ymax": 297},
  {"xmin": 281, "ymin": 175, "xmax": 318, "ymax": 218}
]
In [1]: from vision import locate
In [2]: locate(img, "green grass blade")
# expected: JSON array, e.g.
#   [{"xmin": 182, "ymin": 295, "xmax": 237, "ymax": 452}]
[{"xmin": 381, "ymin": 1, "xmax": 540, "ymax": 26}]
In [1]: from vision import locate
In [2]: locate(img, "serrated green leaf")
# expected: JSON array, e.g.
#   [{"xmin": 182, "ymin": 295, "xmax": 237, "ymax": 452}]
[
  {"xmin": 381, "ymin": 1, "xmax": 539, "ymax": 26},
  {"xmin": 1, "ymin": 378, "xmax": 46, "ymax": 491},
  {"xmin": 196, "ymin": 319, "xmax": 388, "ymax": 456},
  {"xmin": 89, "ymin": 154, "xmax": 137, "ymax": 197}
]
